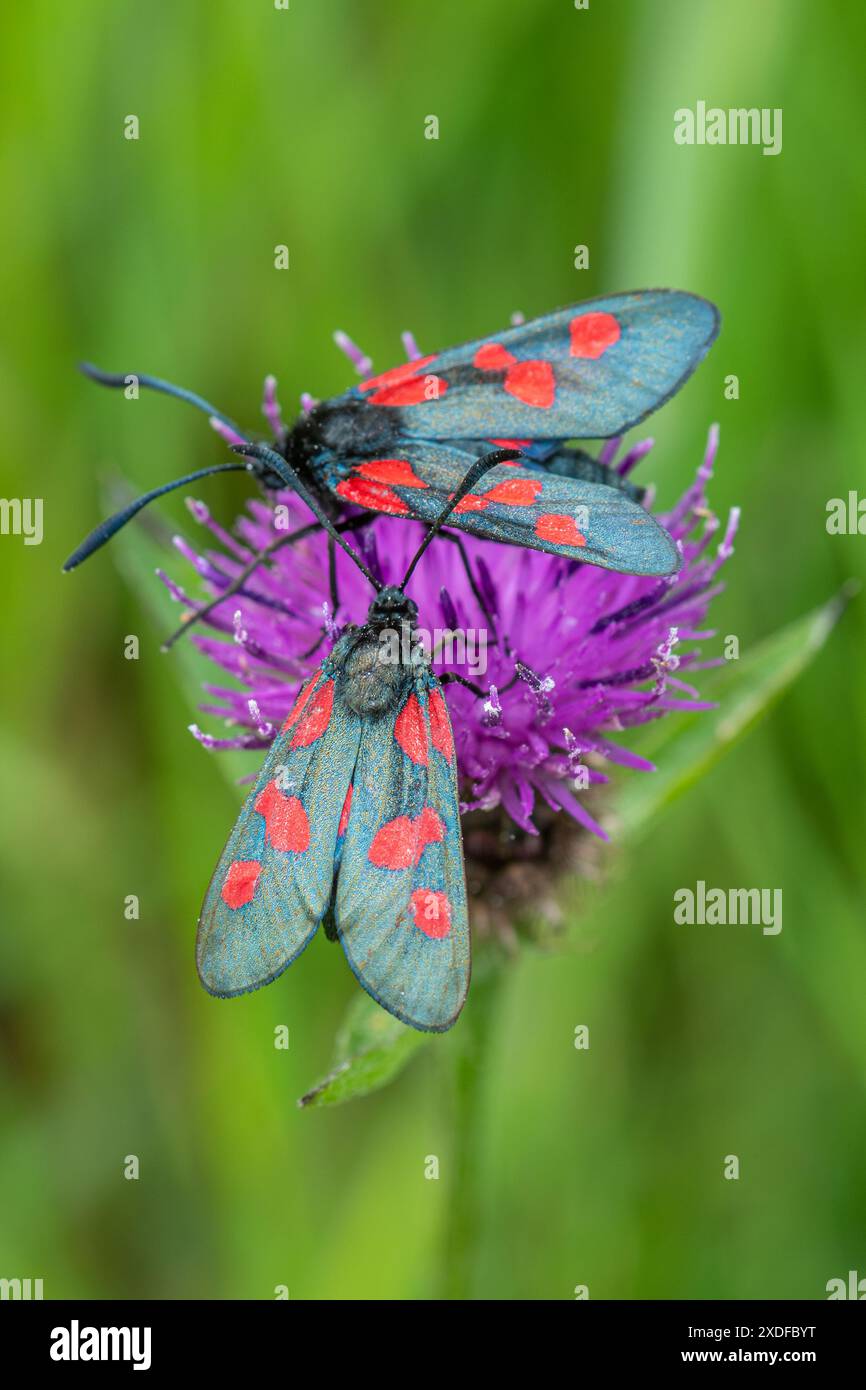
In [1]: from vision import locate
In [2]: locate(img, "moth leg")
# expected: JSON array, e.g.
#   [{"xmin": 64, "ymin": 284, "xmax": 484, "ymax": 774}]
[
  {"xmin": 440, "ymin": 670, "xmax": 521, "ymax": 699},
  {"xmin": 439, "ymin": 672, "xmax": 487, "ymax": 698},
  {"xmin": 162, "ymin": 513, "xmax": 369, "ymax": 652},
  {"xmin": 436, "ymin": 528, "xmax": 500, "ymax": 648},
  {"xmin": 327, "ymin": 533, "xmax": 340, "ymax": 619},
  {"xmin": 298, "ymin": 624, "xmax": 332, "ymax": 661},
  {"xmin": 302, "ymin": 527, "xmax": 358, "ymax": 660}
]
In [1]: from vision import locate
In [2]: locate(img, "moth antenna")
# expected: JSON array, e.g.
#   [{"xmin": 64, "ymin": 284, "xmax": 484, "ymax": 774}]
[
  {"xmin": 400, "ymin": 448, "xmax": 522, "ymax": 589},
  {"xmin": 62, "ymin": 462, "xmax": 248, "ymax": 572},
  {"xmin": 230, "ymin": 441, "xmax": 383, "ymax": 592},
  {"xmin": 78, "ymin": 362, "xmax": 244, "ymax": 436}
]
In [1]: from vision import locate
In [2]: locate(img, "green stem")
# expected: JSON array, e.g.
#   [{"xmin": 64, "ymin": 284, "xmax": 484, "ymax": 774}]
[{"xmin": 439, "ymin": 969, "xmax": 501, "ymax": 1300}]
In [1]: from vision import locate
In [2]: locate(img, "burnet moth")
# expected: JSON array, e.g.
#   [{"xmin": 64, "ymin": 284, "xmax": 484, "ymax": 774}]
[
  {"xmin": 196, "ymin": 442, "xmax": 520, "ymax": 1032},
  {"xmin": 65, "ymin": 291, "xmax": 719, "ymax": 625}
]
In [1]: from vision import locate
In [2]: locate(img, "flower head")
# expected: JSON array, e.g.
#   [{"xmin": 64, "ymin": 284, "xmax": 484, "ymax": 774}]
[{"xmin": 165, "ymin": 411, "xmax": 736, "ymax": 857}]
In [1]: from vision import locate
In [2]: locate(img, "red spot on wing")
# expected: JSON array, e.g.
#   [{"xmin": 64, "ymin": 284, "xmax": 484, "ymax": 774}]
[
  {"xmin": 338, "ymin": 783, "xmax": 353, "ymax": 837},
  {"xmin": 535, "ymin": 513, "xmax": 587, "ymax": 548},
  {"xmin": 490, "ymin": 438, "xmax": 531, "ymax": 450},
  {"xmin": 368, "ymin": 818, "xmax": 415, "ymax": 870},
  {"xmin": 428, "ymin": 688, "xmax": 454, "ymax": 763},
  {"xmin": 336, "ymin": 477, "xmax": 410, "ymax": 515},
  {"xmin": 290, "ymin": 679, "xmax": 334, "ymax": 748},
  {"xmin": 408, "ymin": 889, "xmax": 452, "ymax": 939},
  {"xmin": 354, "ymin": 458, "xmax": 429, "ymax": 488},
  {"xmin": 282, "ymin": 670, "xmax": 322, "ymax": 732},
  {"xmin": 357, "ymin": 355, "xmax": 448, "ymax": 406},
  {"xmin": 475, "ymin": 341, "xmax": 554, "ymax": 409},
  {"xmin": 450, "ymin": 476, "xmax": 544, "ymax": 512},
  {"xmin": 569, "ymin": 310, "xmax": 621, "ymax": 359},
  {"xmin": 394, "ymin": 693, "xmax": 428, "ymax": 765},
  {"xmin": 221, "ymin": 860, "xmax": 261, "ymax": 909},
  {"xmin": 359, "ymin": 356, "xmax": 438, "ymax": 394},
  {"xmin": 368, "ymin": 375, "xmax": 448, "ymax": 406},
  {"xmin": 416, "ymin": 806, "xmax": 446, "ymax": 846},
  {"xmin": 254, "ymin": 781, "xmax": 311, "ymax": 853},
  {"xmin": 504, "ymin": 359, "xmax": 555, "ymax": 408},
  {"xmin": 473, "ymin": 342, "xmax": 516, "ymax": 371},
  {"xmin": 452, "ymin": 492, "xmax": 489, "ymax": 514},
  {"xmin": 368, "ymin": 807, "xmax": 445, "ymax": 870},
  {"xmin": 485, "ymin": 477, "xmax": 543, "ymax": 507}
]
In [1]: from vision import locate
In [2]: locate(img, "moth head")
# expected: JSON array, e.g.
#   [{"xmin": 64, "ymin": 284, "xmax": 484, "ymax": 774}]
[{"xmin": 368, "ymin": 585, "xmax": 418, "ymax": 628}]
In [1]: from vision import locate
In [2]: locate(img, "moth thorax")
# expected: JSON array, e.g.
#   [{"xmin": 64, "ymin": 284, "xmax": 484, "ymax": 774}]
[
  {"xmin": 314, "ymin": 400, "xmax": 400, "ymax": 455},
  {"xmin": 340, "ymin": 635, "xmax": 412, "ymax": 717}
]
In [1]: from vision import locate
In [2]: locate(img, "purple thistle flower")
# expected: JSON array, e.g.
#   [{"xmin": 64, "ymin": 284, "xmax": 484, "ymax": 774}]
[{"xmin": 162, "ymin": 389, "xmax": 737, "ymax": 851}]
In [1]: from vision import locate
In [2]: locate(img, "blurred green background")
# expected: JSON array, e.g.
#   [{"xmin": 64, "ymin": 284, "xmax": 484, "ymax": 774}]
[{"xmin": 1, "ymin": 0, "xmax": 865, "ymax": 1300}]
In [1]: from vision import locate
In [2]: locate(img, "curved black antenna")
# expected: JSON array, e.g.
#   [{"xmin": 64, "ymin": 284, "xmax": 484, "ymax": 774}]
[
  {"xmin": 400, "ymin": 447, "xmax": 521, "ymax": 589},
  {"xmin": 231, "ymin": 442, "xmax": 383, "ymax": 592},
  {"xmin": 62, "ymin": 462, "xmax": 248, "ymax": 572},
  {"xmin": 78, "ymin": 362, "xmax": 244, "ymax": 436}
]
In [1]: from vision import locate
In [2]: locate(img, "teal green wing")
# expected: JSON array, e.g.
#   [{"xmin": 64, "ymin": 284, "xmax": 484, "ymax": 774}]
[
  {"xmin": 334, "ymin": 677, "xmax": 470, "ymax": 1032},
  {"xmin": 196, "ymin": 666, "xmax": 361, "ymax": 996}
]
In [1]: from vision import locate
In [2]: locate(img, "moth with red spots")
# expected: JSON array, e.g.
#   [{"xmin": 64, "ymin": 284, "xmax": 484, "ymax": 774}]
[
  {"xmin": 196, "ymin": 444, "xmax": 518, "ymax": 1031},
  {"xmin": 65, "ymin": 290, "xmax": 718, "ymax": 600},
  {"xmin": 325, "ymin": 290, "xmax": 718, "ymax": 573}
]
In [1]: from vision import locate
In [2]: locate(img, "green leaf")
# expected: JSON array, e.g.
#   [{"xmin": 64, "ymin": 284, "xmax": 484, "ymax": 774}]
[
  {"xmin": 298, "ymin": 992, "xmax": 433, "ymax": 1109},
  {"xmin": 616, "ymin": 583, "xmax": 856, "ymax": 841}
]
